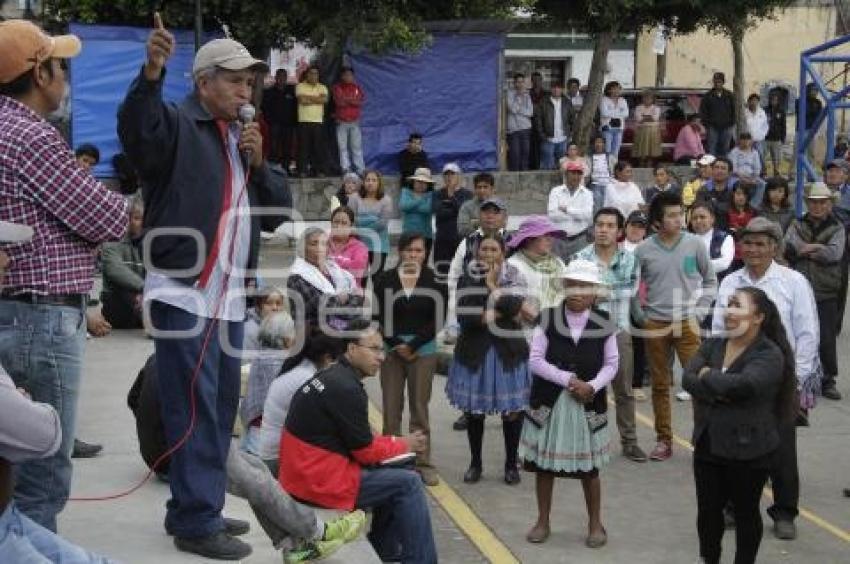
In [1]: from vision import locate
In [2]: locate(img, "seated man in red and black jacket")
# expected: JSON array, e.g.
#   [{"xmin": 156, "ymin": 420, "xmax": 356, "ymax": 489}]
[{"xmin": 279, "ymin": 319, "xmax": 437, "ymax": 564}]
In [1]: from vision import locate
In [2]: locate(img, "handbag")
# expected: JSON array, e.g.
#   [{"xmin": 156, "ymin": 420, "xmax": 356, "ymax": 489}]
[{"xmin": 609, "ymin": 118, "xmax": 622, "ymax": 128}]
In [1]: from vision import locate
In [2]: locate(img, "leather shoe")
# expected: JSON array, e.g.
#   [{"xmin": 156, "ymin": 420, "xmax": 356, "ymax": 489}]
[
  {"xmin": 463, "ymin": 466, "xmax": 482, "ymax": 483},
  {"xmin": 773, "ymin": 519, "xmax": 797, "ymax": 540},
  {"xmin": 224, "ymin": 517, "xmax": 250, "ymax": 537},
  {"xmin": 452, "ymin": 414, "xmax": 468, "ymax": 431},
  {"xmin": 174, "ymin": 531, "xmax": 252, "ymax": 560},
  {"xmin": 623, "ymin": 444, "xmax": 648, "ymax": 463},
  {"xmin": 822, "ymin": 385, "xmax": 842, "ymax": 400},
  {"xmin": 504, "ymin": 465, "xmax": 521, "ymax": 485},
  {"xmin": 71, "ymin": 439, "xmax": 103, "ymax": 459}
]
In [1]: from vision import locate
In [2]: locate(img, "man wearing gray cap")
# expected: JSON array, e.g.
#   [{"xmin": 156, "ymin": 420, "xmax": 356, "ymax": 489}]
[
  {"xmin": 712, "ymin": 216, "xmax": 820, "ymax": 541},
  {"xmin": 117, "ymin": 13, "xmax": 290, "ymax": 560}
]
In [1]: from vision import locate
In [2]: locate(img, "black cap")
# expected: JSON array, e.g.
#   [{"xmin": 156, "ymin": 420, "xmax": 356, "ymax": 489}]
[{"xmin": 626, "ymin": 210, "xmax": 648, "ymax": 226}]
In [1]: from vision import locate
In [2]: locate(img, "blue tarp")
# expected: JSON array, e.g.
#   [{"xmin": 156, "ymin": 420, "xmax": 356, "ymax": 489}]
[
  {"xmin": 350, "ymin": 33, "xmax": 503, "ymax": 174},
  {"xmin": 69, "ymin": 24, "xmax": 203, "ymax": 177}
]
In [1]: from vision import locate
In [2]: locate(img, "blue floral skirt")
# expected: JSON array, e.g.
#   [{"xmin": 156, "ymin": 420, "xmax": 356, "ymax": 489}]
[{"xmin": 445, "ymin": 347, "xmax": 530, "ymax": 414}]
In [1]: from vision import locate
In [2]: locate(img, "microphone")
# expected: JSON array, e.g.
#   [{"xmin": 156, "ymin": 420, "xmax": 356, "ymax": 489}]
[{"xmin": 238, "ymin": 104, "xmax": 256, "ymax": 164}]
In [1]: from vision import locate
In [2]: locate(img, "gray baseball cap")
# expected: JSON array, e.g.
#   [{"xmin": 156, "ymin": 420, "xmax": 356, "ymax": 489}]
[
  {"xmin": 738, "ymin": 217, "xmax": 783, "ymax": 242},
  {"xmin": 192, "ymin": 38, "xmax": 268, "ymax": 77},
  {"xmin": 480, "ymin": 197, "xmax": 507, "ymax": 212}
]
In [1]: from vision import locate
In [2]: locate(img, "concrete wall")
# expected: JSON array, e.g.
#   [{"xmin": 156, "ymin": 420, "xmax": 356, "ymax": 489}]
[{"xmin": 289, "ymin": 167, "xmax": 694, "ymax": 221}]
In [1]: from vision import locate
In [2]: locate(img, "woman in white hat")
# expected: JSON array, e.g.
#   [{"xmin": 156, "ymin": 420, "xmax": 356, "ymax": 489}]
[
  {"xmin": 399, "ymin": 167, "xmax": 436, "ymax": 255},
  {"xmin": 520, "ymin": 259, "xmax": 618, "ymax": 548}
]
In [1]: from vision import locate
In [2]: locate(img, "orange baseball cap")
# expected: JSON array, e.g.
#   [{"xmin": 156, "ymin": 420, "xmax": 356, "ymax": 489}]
[{"xmin": 0, "ymin": 20, "xmax": 81, "ymax": 84}]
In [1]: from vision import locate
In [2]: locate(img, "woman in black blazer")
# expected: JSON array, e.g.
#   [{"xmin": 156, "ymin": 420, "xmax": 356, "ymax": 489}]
[
  {"xmin": 683, "ymin": 286, "xmax": 797, "ymax": 564},
  {"xmin": 373, "ymin": 232, "xmax": 447, "ymax": 486}
]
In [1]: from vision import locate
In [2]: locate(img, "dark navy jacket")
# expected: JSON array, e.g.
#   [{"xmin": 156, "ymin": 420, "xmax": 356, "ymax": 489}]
[{"xmin": 117, "ymin": 67, "xmax": 291, "ymax": 285}]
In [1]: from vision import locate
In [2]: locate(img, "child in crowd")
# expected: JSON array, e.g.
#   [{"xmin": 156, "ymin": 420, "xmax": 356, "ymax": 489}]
[
  {"xmin": 585, "ymin": 135, "xmax": 616, "ymax": 213},
  {"xmin": 240, "ymin": 312, "xmax": 296, "ymax": 455},
  {"xmin": 520, "ymin": 259, "xmax": 617, "ymax": 548},
  {"xmin": 758, "ymin": 177, "xmax": 794, "ymax": 234},
  {"xmin": 604, "ymin": 162, "xmax": 645, "ymax": 220},
  {"xmin": 643, "ymin": 165, "xmax": 681, "ymax": 205},
  {"xmin": 727, "ymin": 183, "xmax": 758, "ymax": 271},
  {"xmin": 244, "ymin": 286, "xmax": 287, "ymax": 355},
  {"xmin": 560, "ymin": 143, "xmax": 588, "ymax": 181}
]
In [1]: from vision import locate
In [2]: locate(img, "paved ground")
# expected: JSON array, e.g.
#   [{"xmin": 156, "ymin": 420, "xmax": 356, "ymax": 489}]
[{"xmin": 55, "ymin": 243, "xmax": 850, "ymax": 563}]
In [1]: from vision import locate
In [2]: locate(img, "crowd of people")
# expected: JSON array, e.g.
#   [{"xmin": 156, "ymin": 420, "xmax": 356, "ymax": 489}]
[{"xmin": 1, "ymin": 15, "xmax": 849, "ymax": 564}]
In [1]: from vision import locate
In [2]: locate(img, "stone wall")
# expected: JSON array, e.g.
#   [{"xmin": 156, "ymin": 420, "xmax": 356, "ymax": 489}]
[{"xmin": 290, "ymin": 166, "xmax": 696, "ymax": 221}]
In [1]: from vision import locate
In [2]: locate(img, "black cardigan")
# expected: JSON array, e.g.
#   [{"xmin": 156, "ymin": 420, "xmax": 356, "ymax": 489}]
[
  {"xmin": 453, "ymin": 273, "xmax": 528, "ymax": 371},
  {"xmin": 683, "ymin": 335, "xmax": 784, "ymax": 462},
  {"xmin": 372, "ymin": 266, "xmax": 446, "ymax": 352}
]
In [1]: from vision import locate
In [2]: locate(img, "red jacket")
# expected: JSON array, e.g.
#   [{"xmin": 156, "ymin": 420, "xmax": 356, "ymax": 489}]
[
  {"xmin": 332, "ymin": 82, "xmax": 365, "ymax": 123},
  {"xmin": 278, "ymin": 357, "xmax": 408, "ymax": 510}
]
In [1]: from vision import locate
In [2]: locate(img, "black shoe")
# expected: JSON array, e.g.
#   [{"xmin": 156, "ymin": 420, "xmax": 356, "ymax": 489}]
[
  {"xmin": 453, "ymin": 414, "xmax": 468, "ymax": 431},
  {"xmin": 71, "ymin": 439, "xmax": 103, "ymax": 459},
  {"xmin": 504, "ymin": 465, "xmax": 521, "ymax": 485},
  {"xmin": 822, "ymin": 385, "xmax": 842, "ymax": 400},
  {"xmin": 463, "ymin": 466, "xmax": 482, "ymax": 483},
  {"xmin": 174, "ymin": 531, "xmax": 252, "ymax": 560},
  {"xmin": 224, "ymin": 517, "xmax": 250, "ymax": 537},
  {"xmin": 773, "ymin": 519, "xmax": 797, "ymax": 540}
]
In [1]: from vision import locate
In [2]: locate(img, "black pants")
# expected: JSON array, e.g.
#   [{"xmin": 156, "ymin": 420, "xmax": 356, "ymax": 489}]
[
  {"xmin": 364, "ymin": 251, "xmax": 387, "ymax": 287},
  {"xmin": 816, "ymin": 298, "xmax": 839, "ymax": 385},
  {"xmin": 432, "ymin": 237, "xmax": 459, "ymax": 284},
  {"xmin": 298, "ymin": 122, "xmax": 329, "ymax": 175},
  {"xmin": 767, "ymin": 420, "xmax": 799, "ymax": 522},
  {"xmin": 101, "ymin": 290, "xmax": 143, "ymax": 329},
  {"xmin": 694, "ymin": 456, "xmax": 769, "ymax": 564},
  {"xmin": 269, "ymin": 123, "xmax": 296, "ymax": 165}
]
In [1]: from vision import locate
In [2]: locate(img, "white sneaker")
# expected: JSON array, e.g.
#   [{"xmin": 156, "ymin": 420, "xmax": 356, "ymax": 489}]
[{"xmin": 676, "ymin": 390, "xmax": 692, "ymax": 401}]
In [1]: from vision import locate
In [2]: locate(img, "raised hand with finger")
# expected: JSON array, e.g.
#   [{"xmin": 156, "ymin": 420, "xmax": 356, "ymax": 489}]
[{"xmin": 144, "ymin": 12, "xmax": 175, "ymax": 81}]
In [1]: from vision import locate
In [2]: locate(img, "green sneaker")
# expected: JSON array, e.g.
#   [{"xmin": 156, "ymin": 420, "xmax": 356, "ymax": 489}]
[
  {"xmin": 284, "ymin": 538, "xmax": 343, "ymax": 563},
  {"xmin": 322, "ymin": 509, "xmax": 366, "ymax": 543}
]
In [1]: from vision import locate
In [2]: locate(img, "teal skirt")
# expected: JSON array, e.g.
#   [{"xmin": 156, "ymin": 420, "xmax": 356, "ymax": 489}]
[{"xmin": 519, "ymin": 390, "xmax": 610, "ymax": 478}]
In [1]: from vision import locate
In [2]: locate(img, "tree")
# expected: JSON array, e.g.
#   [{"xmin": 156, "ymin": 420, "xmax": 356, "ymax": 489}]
[
  {"xmin": 683, "ymin": 1, "xmax": 793, "ymax": 134},
  {"xmin": 532, "ymin": 1, "xmax": 697, "ymax": 151}
]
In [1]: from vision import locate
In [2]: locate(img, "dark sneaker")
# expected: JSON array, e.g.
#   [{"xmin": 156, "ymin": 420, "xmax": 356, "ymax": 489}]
[
  {"xmin": 504, "ymin": 465, "xmax": 521, "ymax": 485},
  {"xmin": 224, "ymin": 517, "xmax": 250, "ymax": 537},
  {"xmin": 174, "ymin": 531, "xmax": 252, "ymax": 560},
  {"xmin": 71, "ymin": 439, "xmax": 103, "ymax": 459},
  {"xmin": 463, "ymin": 466, "xmax": 482, "ymax": 483},
  {"xmin": 649, "ymin": 441, "xmax": 672, "ymax": 461},
  {"xmin": 773, "ymin": 519, "xmax": 797, "ymax": 540},
  {"xmin": 822, "ymin": 385, "xmax": 842, "ymax": 400},
  {"xmin": 622, "ymin": 444, "xmax": 648, "ymax": 463},
  {"xmin": 452, "ymin": 414, "xmax": 468, "ymax": 431}
]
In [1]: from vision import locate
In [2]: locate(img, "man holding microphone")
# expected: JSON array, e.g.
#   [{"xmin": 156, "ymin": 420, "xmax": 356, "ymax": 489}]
[{"xmin": 118, "ymin": 14, "xmax": 290, "ymax": 560}]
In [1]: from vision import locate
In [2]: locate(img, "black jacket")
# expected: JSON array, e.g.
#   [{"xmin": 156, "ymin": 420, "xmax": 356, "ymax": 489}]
[
  {"xmin": 398, "ymin": 149, "xmax": 430, "ymax": 184},
  {"xmin": 432, "ymin": 188, "xmax": 472, "ymax": 242},
  {"xmin": 261, "ymin": 84, "xmax": 298, "ymax": 127},
  {"xmin": 118, "ymin": 67, "xmax": 291, "ymax": 285},
  {"xmin": 765, "ymin": 104, "xmax": 786, "ymax": 143},
  {"xmin": 533, "ymin": 96, "xmax": 575, "ymax": 140},
  {"xmin": 699, "ymin": 88, "xmax": 736, "ymax": 129},
  {"xmin": 372, "ymin": 266, "xmax": 446, "ymax": 352},
  {"xmin": 683, "ymin": 336, "xmax": 784, "ymax": 461}
]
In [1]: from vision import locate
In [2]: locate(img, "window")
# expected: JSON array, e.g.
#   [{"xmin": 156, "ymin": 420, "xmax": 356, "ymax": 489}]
[{"xmin": 504, "ymin": 58, "xmax": 569, "ymax": 91}]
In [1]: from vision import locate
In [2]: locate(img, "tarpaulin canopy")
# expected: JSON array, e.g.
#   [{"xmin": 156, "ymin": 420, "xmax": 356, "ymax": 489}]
[
  {"xmin": 349, "ymin": 33, "xmax": 504, "ymax": 174},
  {"xmin": 69, "ymin": 24, "xmax": 205, "ymax": 177}
]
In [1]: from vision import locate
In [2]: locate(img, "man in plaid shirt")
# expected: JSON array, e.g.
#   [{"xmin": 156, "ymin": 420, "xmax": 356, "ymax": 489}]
[
  {"xmin": 573, "ymin": 207, "xmax": 648, "ymax": 464},
  {"xmin": 0, "ymin": 20, "xmax": 128, "ymax": 532}
]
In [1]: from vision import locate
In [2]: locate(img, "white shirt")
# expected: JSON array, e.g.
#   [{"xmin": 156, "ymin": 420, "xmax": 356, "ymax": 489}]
[
  {"xmin": 698, "ymin": 229, "xmax": 734, "ymax": 274},
  {"xmin": 744, "ymin": 106, "xmax": 769, "ymax": 142},
  {"xmin": 550, "ymin": 97, "xmax": 566, "ymax": 143},
  {"xmin": 570, "ymin": 93, "xmax": 583, "ymax": 110},
  {"xmin": 600, "ymin": 96, "xmax": 629, "ymax": 129},
  {"xmin": 604, "ymin": 181, "xmax": 645, "ymax": 219},
  {"xmin": 143, "ymin": 123, "xmax": 251, "ymax": 321},
  {"xmin": 258, "ymin": 359, "xmax": 318, "ymax": 461},
  {"xmin": 547, "ymin": 184, "xmax": 594, "ymax": 237},
  {"xmin": 712, "ymin": 262, "xmax": 820, "ymax": 383}
]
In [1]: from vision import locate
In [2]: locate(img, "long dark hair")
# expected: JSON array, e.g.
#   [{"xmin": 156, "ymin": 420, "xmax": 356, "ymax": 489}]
[{"xmin": 737, "ymin": 287, "xmax": 797, "ymax": 422}]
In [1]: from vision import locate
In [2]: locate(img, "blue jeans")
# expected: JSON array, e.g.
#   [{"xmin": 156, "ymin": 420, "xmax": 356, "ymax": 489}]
[
  {"xmin": 0, "ymin": 299, "xmax": 86, "ymax": 532},
  {"xmin": 603, "ymin": 127, "xmax": 623, "ymax": 158},
  {"xmin": 706, "ymin": 126, "xmax": 735, "ymax": 157},
  {"xmin": 149, "ymin": 300, "xmax": 244, "ymax": 538},
  {"xmin": 590, "ymin": 182, "xmax": 607, "ymax": 214},
  {"xmin": 0, "ymin": 501, "xmax": 113, "ymax": 563},
  {"xmin": 539, "ymin": 140, "xmax": 566, "ymax": 170},
  {"xmin": 336, "ymin": 121, "xmax": 366, "ymax": 174},
  {"xmin": 507, "ymin": 129, "xmax": 531, "ymax": 171},
  {"xmin": 355, "ymin": 468, "xmax": 437, "ymax": 564},
  {"xmin": 749, "ymin": 177, "xmax": 767, "ymax": 208}
]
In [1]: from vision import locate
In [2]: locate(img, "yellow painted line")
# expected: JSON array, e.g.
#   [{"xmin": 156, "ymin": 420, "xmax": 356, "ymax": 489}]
[
  {"xmin": 630, "ymin": 404, "xmax": 850, "ymax": 543},
  {"xmin": 367, "ymin": 403, "xmax": 520, "ymax": 564}
]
